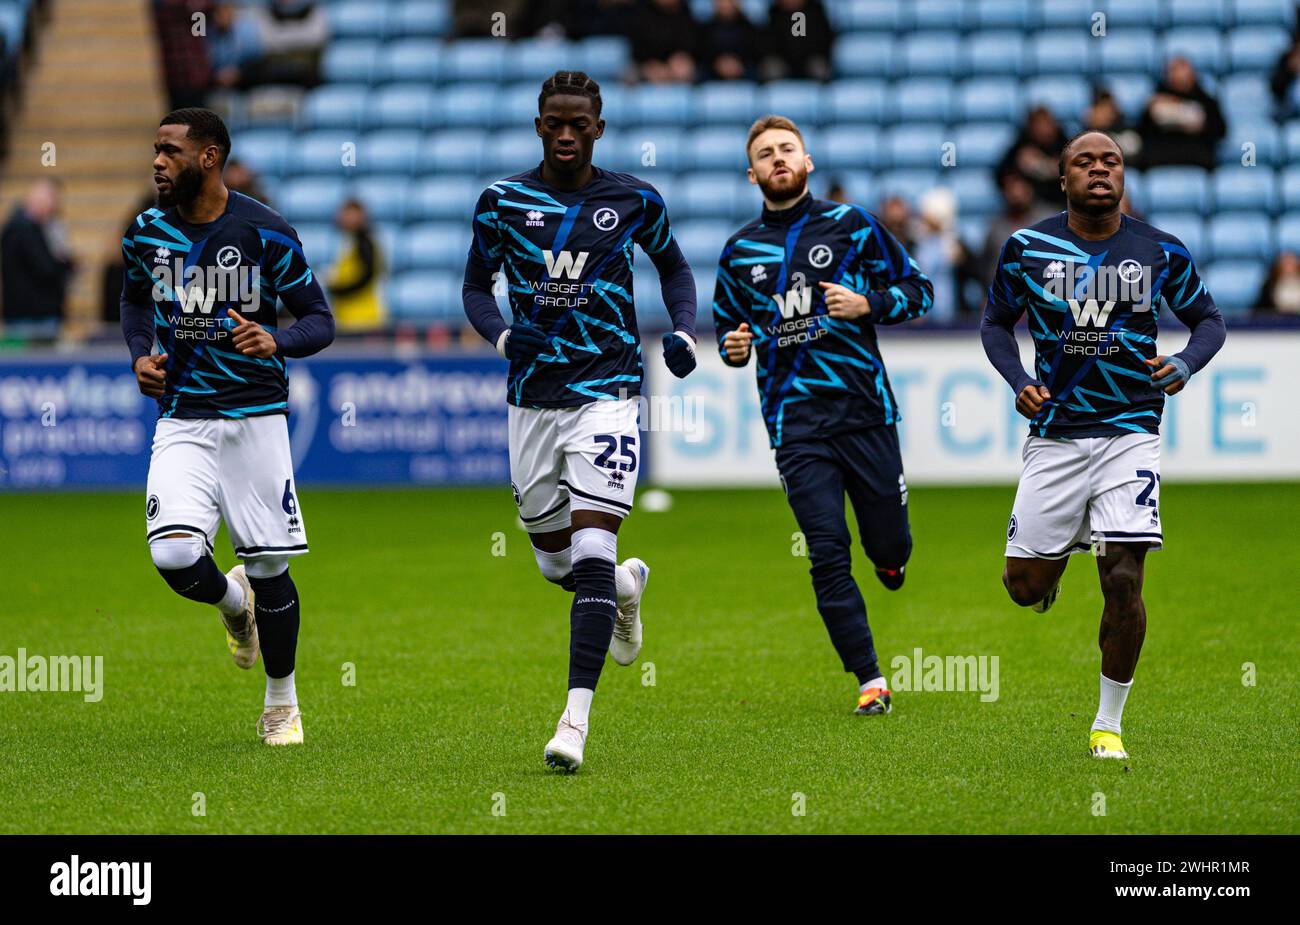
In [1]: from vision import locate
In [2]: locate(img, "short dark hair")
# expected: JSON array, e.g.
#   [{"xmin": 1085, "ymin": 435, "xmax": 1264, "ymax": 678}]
[
  {"xmin": 159, "ymin": 108, "xmax": 232, "ymax": 166},
  {"xmin": 1058, "ymin": 129, "xmax": 1119, "ymax": 177},
  {"xmin": 538, "ymin": 71, "xmax": 602, "ymax": 118}
]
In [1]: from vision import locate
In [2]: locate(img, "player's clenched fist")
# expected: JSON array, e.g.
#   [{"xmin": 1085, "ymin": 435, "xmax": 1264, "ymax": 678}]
[
  {"xmin": 133, "ymin": 353, "xmax": 168, "ymax": 398},
  {"xmin": 723, "ymin": 322, "xmax": 753, "ymax": 364},
  {"xmin": 1016, "ymin": 382, "xmax": 1051, "ymax": 419},
  {"xmin": 1144, "ymin": 354, "xmax": 1189, "ymax": 396},
  {"xmin": 228, "ymin": 309, "xmax": 277, "ymax": 358},
  {"xmin": 819, "ymin": 281, "xmax": 871, "ymax": 320}
]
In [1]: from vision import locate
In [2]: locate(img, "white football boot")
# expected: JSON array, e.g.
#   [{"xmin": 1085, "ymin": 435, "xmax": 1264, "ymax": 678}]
[
  {"xmin": 257, "ymin": 705, "xmax": 304, "ymax": 746},
  {"xmin": 610, "ymin": 558, "xmax": 649, "ymax": 666},
  {"xmin": 544, "ymin": 716, "xmax": 587, "ymax": 772},
  {"xmin": 222, "ymin": 565, "xmax": 260, "ymax": 669}
]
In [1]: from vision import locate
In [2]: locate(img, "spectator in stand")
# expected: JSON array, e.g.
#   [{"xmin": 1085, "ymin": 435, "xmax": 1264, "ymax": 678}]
[
  {"xmin": 631, "ymin": 0, "xmax": 699, "ymax": 84},
  {"xmin": 1253, "ymin": 251, "xmax": 1300, "ymax": 317},
  {"xmin": 912, "ymin": 188, "xmax": 981, "ymax": 321},
  {"xmin": 224, "ymin": 156, "xmax": 272, "ymax": 205},
  {"xmin": 1137, "ymin": 56, "xmax": 1226, "ymax": 170},
  {"xmin": 824, "ymin": 179, "xmax": 849, "ymax": 204},
  {"xmin": 208, "ymin": 1, "xmax": 263, "ymax": 91},
  {"xmin": 1, "ymin": 178, "xmax": 76, "ymax": 340},
  {"xmin": 703, "ymin": 0, "xmax": 760, "ymax": 82},
  {"xmin": 153, "ymin": 0, "xmax": 212, "ymax": 111},
  {"xmin": 453, "ymin": 0, "xmax": 528, "ymax": 37},
  {"xmin": 877, "ymin": 195, "xmax": 915, "ymax": 251},
  {"xmin": 526, "ymin": 0, "xmax": 636, "ymax": 38},
  {"xmin": 1269, "ymin": 33, "xmax": 1300, "ymax": 119},
  {"xmin": 996, "ymin": 105, "xmax": 1068, "ymax": 207},
  {"xmin": 762, "ymin": 0, "xmax": 833, "ymax": 82},
  {"xmin": 245, "ymin": 0, "xmax": 329, "ymax": 88},
  {"xmin": 1083, "ymin": 88, "xmax": 1142, "ymax": 162},
  {"xmin": 326, "ymin": 199, "xmax": 386, "ymax": 332},
  {"xmin": 981, "ymin": 170, "xmax": 1055, "ymax": 287}
]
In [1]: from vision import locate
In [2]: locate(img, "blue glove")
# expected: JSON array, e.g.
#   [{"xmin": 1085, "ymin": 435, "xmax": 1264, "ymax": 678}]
[
  {"xmin": 662, "ymin": 332, "xmax": 697, "ymax": 378},
  {"xmin": 504, "ymin": 324, "xmax": 550, "ymax": 362},
  {"xmin": 1152, "ymin": 355, "xmax": 1190, "ymax": 391}
]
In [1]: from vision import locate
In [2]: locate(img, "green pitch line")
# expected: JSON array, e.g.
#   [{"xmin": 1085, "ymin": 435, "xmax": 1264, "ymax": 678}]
[{"xmin": 0, "ymin": 483, "xmax": 1296, "ymax": 834}]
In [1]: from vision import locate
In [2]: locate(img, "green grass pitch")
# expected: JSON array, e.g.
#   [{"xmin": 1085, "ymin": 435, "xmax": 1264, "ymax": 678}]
[{"xmin": 2, "ymin": 482, "xmax": 1296, "ymax": 834}]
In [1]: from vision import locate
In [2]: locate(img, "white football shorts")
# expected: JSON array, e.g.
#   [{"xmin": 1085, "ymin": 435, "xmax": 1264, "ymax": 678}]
[
  {"xmin": 144, "ymin": 415, "xmax": 308, "ymax": 560},
  {"xmin": 508, "ymin": 398, "xmax": 640, "ymax": 532},
  {"xmin": 1005, "ymin": 432, "xmax": 1162, "ymax": 559}
]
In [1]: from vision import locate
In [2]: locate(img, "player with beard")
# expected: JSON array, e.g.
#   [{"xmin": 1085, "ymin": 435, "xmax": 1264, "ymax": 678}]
[
  {"xmin": 712, "ymin": 115, "xmax": 933, "ymax": 716},
  {"xmin": 982, "ymin": 130, "xmax": 1226, "ymax": 759},
  {"xmin": 462, "ymin": 71, "xmax": 697, "ymax": 772},
  {"xmin": 120, "ymin": 108, "xmax": 335, "ymax": 745}
]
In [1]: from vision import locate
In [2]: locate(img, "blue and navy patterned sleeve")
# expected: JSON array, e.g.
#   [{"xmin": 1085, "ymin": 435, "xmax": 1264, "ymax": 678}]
[
  {"xmin": 261, "ymin": 221, "xmax": 334, "ymax": 358},
  {"xmin": 1159, "ymin": 236, "xmax": 1225, "ymax": 375},
  {"xmin": 711, "ymin": 238, "xmax": 751, "ymax": 366},
  {"xmin": 848, "ymin": 208, "xmax": 932, "ymax": 325},
  {"xmin": 636, "ymin": 183, "xmax": 696, "ymax": 338},
  {"xmin": 462, "ymin": 186, "xmax": 509, "ymax": 346},
  {"xmin": 981, "ymin": 236, "xmax": 1036, "ymax": 394},
  {"xmin": 119, "ymin": 215, "xmax": 156, "ymax": 366}
]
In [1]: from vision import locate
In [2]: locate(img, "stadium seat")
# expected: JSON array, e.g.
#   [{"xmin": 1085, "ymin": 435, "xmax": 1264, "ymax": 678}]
[
  {"xmin": 436, "ymin": 84, "xmax": 501, "ymax": 127},
  {"xmin": 898, "ymin": 31, "xmax": 962, "ymax": 77},
  {"xmin": 1148, "ymin": 213, "xmax": 1208, "ymax": 259},
  {"xmin": 956, "ymin": 78, "xmax": 1023, "ymax": 122},
  {"xmin": 1284, "ymin": 121, "xmax": 1300, "ymax": 162},
  {"xmin": 890, "ymin": 78, "xmax": 953, "ymax": 123},
  {"xmin": 1161, "ymin": 28, "xmax": 1225, "ymax": 75},
  {"xmin": 1103, "ymin": 74, "xmax": 1155, "ymax": 120},
  {"xmin": 1208, "ymin": 214, "xmax": 1275, "ymax": 259},
  {"xmin": 279, "ymin": 176, "xmax": 349, "ymax": 224},
  {"xmin": 760, "ymin": 81, "xmax": 825, "ymax": 125},
  {"xmin": 293, "ymin": 223, "xmax": 339, "ymax": 268},
  {"xmin": 833, "ymin": 0, "xmax": 903, "ymax": 32},
  {"xmin": 1218, "ymin": 120, "xmax": 1281, "ymax": 167},
  {"xmin": 672, "ymin": 221, "xmax": 732, "ymax": 269},
  {"xmin": 679, "ymin": 173, "xmax": 742, "ymax": 220},
  {"xmin": 953, "ymin": 122, "xmax": 1017, "ymax": 168},
  {"xmin": 328, "ymin": 1, "xmax": 391, "ymax": 40},
  {"xmin": 875, "ymin": 169, "xmax": 944, "ymax": 204},
  {"xmin": 395, "ymin": 223, "xmax": 470, "ymax": 272},
  {"xmin": 498, "ymin": 82, "xmax": 542, "ymax": 127},
  {"xmin": 827, "ymin": 79, "xmax": 888, "ymax": 123},
  {"xmin": 366, "ymin": 85, "xmax": 438, "ymax": 130},
  {"xmin": 1219, "ymin": 74, "xmax": 1275, "ymax": 121},
  {"xmin": 439, "ymin": 40, "xmax": 506, "ymax": 82},
  {"xmin": 1282, "ymin": 165, "xmax": 1300, "ymax": 210},
  {"xmin": 1275, "ymin": 214, "xmax": 1300, "ymax": 252},
  {"xmin": 1038, "ymin": 0, "xmax": 1094, "ymax": 29},
  {"xmin": 350, "ymin": 176, "xmax": 410, "ymax": 223},
  {"xmin": 579, "ymin": 36, "xmax": 632, "ymax": 81},
  {"xmin": 628, "ymin": 85, "xmax": 693, "ymax": 124},
  {"xmin": 1171, "ymin": 0, "xmax": 1229, "ymax": 26},
  {"xmin": 818, "ymin": 125, "xmax": 882, "ymax": 171},
  {"xmin": 504, "ymin": 39, "xmax": 572, "ymax": 83},
  {"xmin": 388, "ymin": 270, "xmax": 461, "ymax": 321},
  {"xmin": 884, "ymin": 123, "xmax": 949, "ymax": 169},
  {"xmin": 416, "ymin": 130, "xmax": 486, "ymax": 175},
  {"xmin": 1232, "ymin": 0, "xmax": 1296, "ymax": 29},
  {"xmin": 356, "ymin": 130, "xmax": 423, "ymax": 175},
  {"xmin": 911, "ymin": 0, "xmax": 960, "ymax": 30},
  {"xmin": 1102, "ymin": 0, "xmax": 1164, "ymax": 28},
  {"xmin": 833, "ymin": 33, "xmax": 895, "ymax": 78},
  {"xmin": 1227, "ymin": 27, "xmax": 1292, "ymax": 73},
  {"xmin": 1031, "ymin": 30, "xmax": 1094, "ymax": 76},
  {"xmin": 232, "ymin": 129, "xmax": 292, "ymax": 178},
  {"xmin": 391, "ymin": 0, "xmax": 450, "ymax": 38},
  {"xmin": 960, "ymin": 0, "xmax": 1031, "ymax": 30},
  {"xmin": 697, "ymin": 82, "xmax": 758, "ymax": 125},
  {"xmin": 375, "ymin": 39, "xmax": 440, "ymax": 84},
  {"xmin": 951, "ymin": 170, "xmax": 1001, "ymax": 215},
  {"xmin": 1213, "ymin": 167, "xmax": 1279, "ymax": 212},
  {"xmin": 685, "ymin": 127, "xmax": 748, "ymax": 171},
  {"xmin": 1098, "ymin": 30, "xmax": 1158, "ymax": 75},
  {"xmin": 410, "ymin": 177, "xmax": 481, "ymax": 222},
  {"xmin": 1144, "ymin": 166, "xmax": 1213, "ymax": 212},
  {"xmin": 1203, "ymin": 260, "xmax": 1266, "ymax": 315},
  {"xmin": 302, "ymin": 84, "xmax": 369, "ymax": 130},
  {"xmin": 291, "ymin": 131, "xmax": 361, "ymax": 175},
  {"xmin": 480, "ymin": 129, "xmax": 542, "ymax": 175},
  {"xmin": 965, "ymin": 31, "xmax": 1027, "ymax": 77},
  {"xmin": 1022, "ymin": 76, "xmax": 1090, "ymax": 120},
  {"xmin": 322, "ymin": 40, "xmax": 381, "ymax": 84}
]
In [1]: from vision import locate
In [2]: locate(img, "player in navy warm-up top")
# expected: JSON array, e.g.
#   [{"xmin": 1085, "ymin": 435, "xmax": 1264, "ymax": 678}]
[
  {"xmin": 462, "ymin": 71, "xmax": 697, "ymax": 772},
  {"xmin": 982, "ymin": 130, "xmax": 1226, "ymax": 760},
  {"xmin": 713, "ymin": 115, "xmax": 932, "ymax": 717}
]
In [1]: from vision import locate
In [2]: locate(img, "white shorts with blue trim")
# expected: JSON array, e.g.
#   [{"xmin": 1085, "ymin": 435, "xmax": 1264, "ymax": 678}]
[
  {"xmin": 508, "ymin": 398, "xmax": 640, "ymax": 532},
  {"xmin": 144, "ymin": 415, "xmax": 308, "ymax": 560},
  {"xmin": 1005, "ymin": 433, "xmax": 1162, "ymax": 559}
]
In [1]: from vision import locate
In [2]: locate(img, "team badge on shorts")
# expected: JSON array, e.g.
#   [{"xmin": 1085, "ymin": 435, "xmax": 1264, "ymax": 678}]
[
  {"xmin": 146, "ymin": 494, "xmax": 159, "ymax": 520},
  {"xmin": 511, "ymin": 481, "xmax": 522, "ymax": 506},
  {"xmin": 1007, "ymin": 514, "xmax": 1018, "ymax": 540}
]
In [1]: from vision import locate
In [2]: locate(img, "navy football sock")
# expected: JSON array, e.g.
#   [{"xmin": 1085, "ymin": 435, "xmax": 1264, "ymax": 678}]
[
  {"xmin": 249, "ymin": 570, "xmax": 300, "ymax": 679},
  {"xmin": 568, "ymin": 557, "xmax": 617, "ymax": 690},
  {"xmin": 157, "ymin": 555, "xmax": 228, "ymax": 605}
]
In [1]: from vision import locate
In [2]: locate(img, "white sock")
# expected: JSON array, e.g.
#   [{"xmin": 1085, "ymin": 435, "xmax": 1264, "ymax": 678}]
[
  {"xmin": 266, "ymin": 671, "xmax": 297, "ymax": 708},
  {"xmin": 860, "ymin": 676, "xmax": 887, "ymax": 693},
  {"xmin": 563, "ymin": 687, "xmax": 593, "ymax": 730},
  {"xmin": 1092, "ymin": 672, "xmax": 1133, "ymax": 734},
  {"xmin": 217, "ymin": 575, "xmax": 245, "ymax": 617},
  {"xmin": 614, "ymin": 563, "xmax": 637, "ymax": 607}
]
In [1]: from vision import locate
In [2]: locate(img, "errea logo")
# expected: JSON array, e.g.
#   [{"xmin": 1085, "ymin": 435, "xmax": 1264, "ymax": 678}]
[
  {"xmin": 1044, "ymin": 260, "xmax": 1066, "ymax": 279},
  {"xmin": 526, "ymin": 210, "xmax": 545, "ymax": 227},
  {"xmin": 751, "ymin": 264, "xmax": 767, "ymax": 283},
  {"xmin": 153, "ymin": 246, "xmax": 171, "ymax": 264}
]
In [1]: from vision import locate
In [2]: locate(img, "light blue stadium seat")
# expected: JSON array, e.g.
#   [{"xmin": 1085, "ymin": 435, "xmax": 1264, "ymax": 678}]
[
  {"xmin": 954, "ymin": 122, "xmax": 1017, "ymax": 168},
  {"xmin": 834, "ymin": 33, "xmax": 893, "ymax": 78},
  {"xmin": 956, "ymin": 78, "xmax": 1023, "ymax": 122},
  {"xmin": 698, "ymin": 82, "xmax": 758, "ymax": 124},
  {"xmin": 1102, "ymin": 0, "xmax": 1164, "ymax": 28},
  {"xmin": 580, "ymin": 36, "xmax": 632, "ymax": 81},
  {"xmin": 410, "ymin": 176, "xmax": 481, "ymax": 221},
  {"xmin": 1168, "ymin": 0, "xmax": 1228, "ymax": 26},
  {"xmin": 911, "ymin": 0, "xmax": 959, "ymax": 29},
  {"xmin": 951, "ymin": 170, "xmax": 1000, "ymax": 214},
  {"xmin": 436, "ymin": 83, "xmax": 501, "ymax": 127},
  {"xmin": 598, "ymin": 84, "xmax": 628, "ymax": 124},
  {"xmin": 965, "ymin": 30, "xmax": 1027, "ymax": 77},
  {"xmin": 1208, "ymin": 214, "xmax": 1274, "ymax": 259},
  {"xmin": 302, "ymin": 84, "xmax": 369, "ymax": 130},
  {"xmin": 279, "ymin": 177, "xmax": 348, "ymax": 224},
  {"xmin": 1162, "ymin": 28, "xmax": 1225, "ymax": 75},
  {"xmin": 388, "ymin": 270, "xmax": 461, "ymax": 322},
  {"xmin": 504, "ymin": 39, "xmax": 572, "ymax": 82},
  {"xmin": 350, "ymin": 176, "xmax": 410, "ymax": 223},
  {"xmin": 1032, "ymin": 30, "xmax": 1094, "ymax": 76},
  {"xmin": 1227, "ymin": 27, "xmax": 1291, "ymax": 72},
  {"xmin": 819, "ymin": 125, "xmax": 882, "ymax": 171},
  {"xmin": 329, "ymin": 1, "xmax": 391, "ymax": 40},
  {"xmin": 898, "ymin": 31, "xmax": 962, "ymax": 77},
  {"xmin": 761, "ymin": 81, "xmax": 825, "ymax": 125},
  {"xmin": 375, "ymin": 39, "xmax": 439, "ymax": 83},
  {"xmin": 1148, "ymin": 213, "xmax": 1207, "ymax": 259},
  {"xmin": 834, "ymin": 0, "xmax": 903, "ymax": 32},
  {"xmin": 1203, "ymin": 260, "xmax": 1266, "ymax": 315},
  {"xmin": 366, "ymin": 84, "xmax": 438, "ymax": 129},
  {"xmin": 617, "ymin": 126, "xmax": 688, "ymax": 171},
  {"xmin": 647, "ymin": 176, "xmax": 680, "ymax": 212},
  {"xmin": 960, "ymin": 0, "xmax": 1031, "ymax": 30},
  {"xmin": 1143, "ymin": 166, "xmax": 1212, "ymax": 212},
  {"xmin": 322, "ymin": 40, "xmax": 382, "ymax": 84},
  {"xmin": 1276, "ymin": 214, "xmax": 1300, "ymax": 252},
  {"xmin": 357, "ymin": 130, "xmax": 423, "ymax": 174},
  {"xmin": 392, "ymin": 0, "xmax": 450, "ymax": 38},
  {"xmin": 679, "ymin": 173, "xmax": 742, "ymax": 220},
  {"xmin": 957, "ymin": 215, "xmax": 986, "ymax": 249},
  {"xmin": 293, "ymin": 223, "xmax": 339, "ymax": 268},
  {"xmin": 1218, "ymin": 119, "xmax": 1281, "ymax": 167},
  {"xmin": 883, "ymin": 123, "xmax": 948, "ymax": 170},
  {"xmin": 1099, "ymin": 29, "xmax": 1157, "ymax": 74},
  {"xmin": 875, "ymin": 169, "xmax": 943, "ymax": 204},
  {"xmin": 1213, "ymin": 167, "xmax": 1279, "ymax": 212},
  {"xmin": 1022, "ymin": 75, "xmax": 1090, "ymax": 120},
  {"xmin": 1284, "ymin": 121, "xmax": 1300, "ymax": 161},
  {"xmin": 686, "ymin": 128, "xmax": 748, "ymax": 171},
  {"xmin": 827, "ymin": 79, "xmax": 887, "ymax": 122},
  {"xmin": 890, "ymin": 78, "xmax": 952, "ymax": 123},
  {"xmin": 232, "ymin": 129, "xmax": 292, "ymax": 177},
  {"xmin": 1232, "ymin": 0, "xmax": 1296, "ymax": 29},
  {"xmin": 628, "ymin": 85, "xmax": 693, "ymax": 124},
  {"xmin": 1219, "ymin": 74, "xmax": 1274, "ymax": 120},
  {"xmin": 499, "ymin": 82, "xmax": 542, "ymax": 127},
  {"xmin": 291, "ymin": 131, "xmax": 360, "ymax": 174},
  {"xmin": 1104, "ymin": 74, "xmax": 1155, "ymax": 120},
  {"xmin": 481, "ymin": 129, "xmax": 541, "ymax": 175},
  {"xmin": 672, "ymin": 222, "xmax": 732, "ymax": 269},
  {"xmin": 416, "ymin": 130, "xmax": 486, "ymax": 175},
  {"xmin": 395, "ymin": 223, "xmax": 470, "ymax": 272},
  {"xmin": 439, "ymin": 39, "xmax": 506, "ymax": 82},
  {"xmin": 1038, "ymin": 0, "xmax": 1094, "ymax": 28},
  {"xmin": 593, "ymin": 129, "xmax": 637, "ymax": 173},
  {"xmin": 1282, "ymin": 165, "xmax": 1300, "ymax": 209}
]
